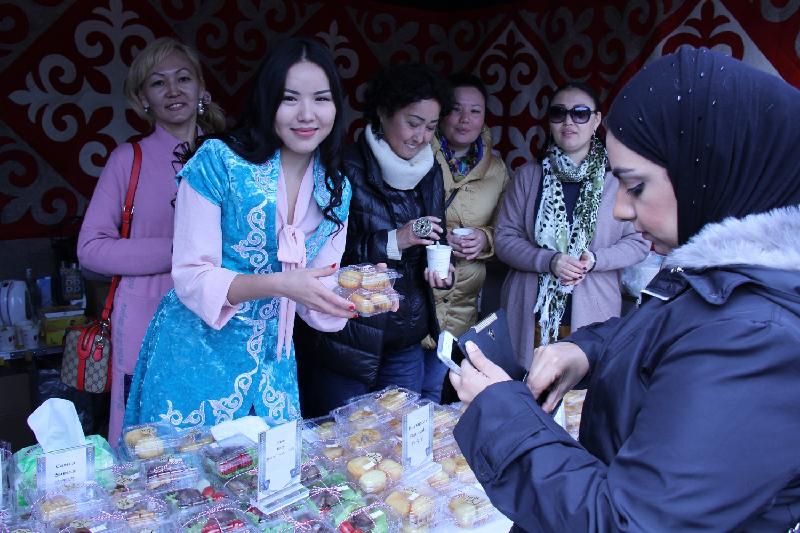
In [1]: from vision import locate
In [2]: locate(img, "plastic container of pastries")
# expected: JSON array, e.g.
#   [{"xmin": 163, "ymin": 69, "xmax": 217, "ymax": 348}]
[
  {"xmin": 111, "ymin": 489, "xmax": 170, "ymax": 530},
  {"xmin": 101, "ymin": 461, "xmax": 144, "ymax": 496},
  {"xmin": 301, "ymin": 456, "xmax": 328, "ymax": 488},
  {"xmin": 433, "ymin": 443, "xmax": 476, "ymax": 485},
  {"xmin": 304, "ymin": 474, "xmax": 361, "ymax": 518},
  {"xmin": 31, "ymin": 482, "xmax": 108, "ymax": 528},
  {"xmin": 164, "ymin": 477, "xmax": 228, "ymax": 513},
  {"xmin": 445, "ymin": 488, "xmax": 499, "ymax": 529},
  {"xmin": 312, "ymin": 440, "xmax": 348, "ymax": 467},
  {"xmin": 200, "ymin": 437, "xmax": 258, "ymax": 480},
  {"xmin": 3, "ymin": 517, "xmax": 46, "ymax": 533},
  {"xmin": 331, "ymin": 497, "xmax": 398, "ymax": 533},
  {"xmin": 176, "ymin": 426, "xmax": 216, "ymax": 453},
  {"xmin": 383, "ymin": 484, "xmax": 441, "ymax": 532},
  {"xmin": 243, "ymin": 500, "xmax": 335, "ymax": 533},
  {"xmin": 122, "ymin": 422, "xmax": 179, "ymax": 461},
  {"xmin": 345, "ymin": 450, "xmax": 404, "ymax": 495},
  {"xmin": 336, "ymin": 264, "xmax": 401, "ymax": 292},
  {"xmin": 140, "ymin": 453, "xmax": 201, "ymax": 493},
  {"xmin": 220, "ymin": 468, "xmax": 258, "ymax": 503},
  {"xmin": 372, "ymin": 386, "xmax": 421, "ymax": 415},
  {"xmin": 57, "ymin": 510, "xmax": 130, "ymax": 533},
  {"xmin": 332, "ymin": 398, "xmax": 389, "ymax": 431},
  {"xmin": 302, "ymin": 415, "xmax": 339, "ymax": 444},
  {"xmin": 342, "ymin": 427, "xmax": 386, "ymax": 454},
  {"xmin": 336, "ymin": 288, "xmax": 403, "ymax": 318},
  {"xmin": 177, "ymin": 506, "xmax": 254, "ymax": 533}
]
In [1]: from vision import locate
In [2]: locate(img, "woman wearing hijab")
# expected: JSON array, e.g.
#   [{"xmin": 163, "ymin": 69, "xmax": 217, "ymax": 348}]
[{"xmin": 449, "ymin": 47, "xmax": 800, "ymax": 531}]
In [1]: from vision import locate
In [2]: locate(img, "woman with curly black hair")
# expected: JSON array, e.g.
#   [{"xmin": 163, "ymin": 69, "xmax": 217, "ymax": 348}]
[
  {"xmin": 297, "ymin": 63, "xmax": 454, "ymax": 415},
  {"xmin": 125, "ymin": 37, "xmax": 355, "ymax": 429}
]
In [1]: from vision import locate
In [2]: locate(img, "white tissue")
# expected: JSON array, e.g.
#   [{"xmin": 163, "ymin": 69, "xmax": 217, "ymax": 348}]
[
  {"xmin": 27, "ymin": 398, "xmax": 85, "ymax": 453},
  {"xmin": 210, "ymin": 416, "xmax": 268, "ymax": 444}
]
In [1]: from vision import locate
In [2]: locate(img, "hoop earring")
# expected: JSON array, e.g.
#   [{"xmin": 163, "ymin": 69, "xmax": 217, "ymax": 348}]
[{"xmin": 197, "ymin": 98, "xmax": 206, "ymax": 116}]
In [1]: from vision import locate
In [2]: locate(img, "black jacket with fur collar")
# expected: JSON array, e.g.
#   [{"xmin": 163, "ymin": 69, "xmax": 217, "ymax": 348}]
[{"xmin": 455, "ymin": 206, "xmax": 800, "ymax": 532}]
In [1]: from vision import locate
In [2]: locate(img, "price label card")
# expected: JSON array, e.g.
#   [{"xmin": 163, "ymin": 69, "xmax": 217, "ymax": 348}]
[
  {"xmin": 402, "ymin": 403, "xmax": 434, "ymax": 469},
  {"xmin": 257, "ymin": 420, "xmax": 301, "ymax": 501},
  {"xmin": 36, "ymin": 444, "xmax": 94, "ymax": 491}
]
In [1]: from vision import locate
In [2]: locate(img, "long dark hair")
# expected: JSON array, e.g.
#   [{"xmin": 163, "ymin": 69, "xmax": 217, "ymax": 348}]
[{"xmin": 206, "ymin": 37, "xmax": 347, "ymax": 228}]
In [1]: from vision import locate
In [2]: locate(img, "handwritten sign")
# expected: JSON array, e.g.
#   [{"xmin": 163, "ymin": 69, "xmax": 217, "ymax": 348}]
[
  {"xmin": 257, "ymin": 420, "xmax": 300, "ymax": 500},
  {"xmin": 36, "ymin": 444, "xmax": 94, "ymax": 491},
  {"xmin": 402, "ymin": 403, "xmax": 433, "ymax": 469}
]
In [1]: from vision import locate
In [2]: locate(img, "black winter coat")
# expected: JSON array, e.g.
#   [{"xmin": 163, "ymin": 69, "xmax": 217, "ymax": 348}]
[
  {"xmin": 455, "ymin": 207, "xmax": 800, "ymax": 532},
  {"xmin": 298, "ymin": 134, "xmax": 445, "ymax": 386}
]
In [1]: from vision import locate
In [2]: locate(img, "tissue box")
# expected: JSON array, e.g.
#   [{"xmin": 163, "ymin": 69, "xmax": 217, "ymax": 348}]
[{"xmin": 12, "ymin": 434, "xmax": 115, "ymax": 509}]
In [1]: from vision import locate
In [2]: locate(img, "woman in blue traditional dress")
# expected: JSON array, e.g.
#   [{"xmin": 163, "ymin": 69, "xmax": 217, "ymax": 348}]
[{"xmin": 124, "ymin": 37, "xmax": 354, "ymax": 429}]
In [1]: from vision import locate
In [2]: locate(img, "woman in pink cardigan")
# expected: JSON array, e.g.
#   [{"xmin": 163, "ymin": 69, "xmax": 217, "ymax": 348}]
[
  {"xmin": 495, "ymin": 82, "xmax": 649, "ymax": 371},
  {"xmin": 77, "ymin": 37, "xmax": 224, "ymax": 446}
]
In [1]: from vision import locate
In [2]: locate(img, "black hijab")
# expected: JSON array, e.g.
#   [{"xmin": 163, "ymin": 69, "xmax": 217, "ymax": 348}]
[{"xmin": 607, "ymin": 47, "xmax": 800, "ymax": 245}]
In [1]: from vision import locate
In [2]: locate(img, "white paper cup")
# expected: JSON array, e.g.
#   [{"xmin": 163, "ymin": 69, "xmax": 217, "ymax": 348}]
[
  {"xmin": 0, "ymin": 326, "xmax": 15, "ymax": 351},
  {"xmin": 15, "ymin": 320, "xmax": 39, "ymax": 349},
  {"xmin": 452, "ymin": 227, "xmax": 474, "ymax": 237},
  {"xmin": 426, "ymin": 244, "xmax": 452, "ymax": 279}
]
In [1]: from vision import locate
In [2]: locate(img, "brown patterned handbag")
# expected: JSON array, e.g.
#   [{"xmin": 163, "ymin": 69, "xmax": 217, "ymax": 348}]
[{"xmin": 61, "ymin": 142, "xmax": 142, "ymax": 393}]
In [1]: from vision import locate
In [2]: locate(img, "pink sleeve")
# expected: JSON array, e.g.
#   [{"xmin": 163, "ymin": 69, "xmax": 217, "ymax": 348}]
[
  {"xmin": 172, "ymin": 180, "xmax": 240, "ymax": 329},
  {"xmin": 296, "ymin": 220, "xmax": 349, "ymax": 332},
  {"xmin": 77, "ymin": 145, "xmax": 173, "ymax": 276}
]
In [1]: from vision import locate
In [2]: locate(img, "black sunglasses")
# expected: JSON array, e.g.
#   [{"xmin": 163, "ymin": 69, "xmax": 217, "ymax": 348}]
[{"xmin": 547, "ymin": 104, "xmax": 597, "ymax": 124}]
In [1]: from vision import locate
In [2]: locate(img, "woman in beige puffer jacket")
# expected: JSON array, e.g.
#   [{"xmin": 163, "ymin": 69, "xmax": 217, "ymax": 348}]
[{"xmin": 421, "ymin": 73, "xmax": 510, "ymax": 401}]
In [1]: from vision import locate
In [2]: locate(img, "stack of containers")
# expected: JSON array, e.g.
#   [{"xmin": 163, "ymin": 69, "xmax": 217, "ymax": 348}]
[
  {"xmin": 0, "ymin": 385, "xmax": 504, "ymax": 532},
  {"xmin": 334, "ymin": 264, "xmax": 403, "ymax": 317}
]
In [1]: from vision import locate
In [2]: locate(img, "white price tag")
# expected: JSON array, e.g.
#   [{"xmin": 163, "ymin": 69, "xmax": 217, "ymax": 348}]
[
  {"xmin": 402, "ymin": 403, "xmax": 433, "ymax": 469},
  {"xmin": 257, "ymin": 420, "xmax": 301, "ymax": 500},
  {"xmin": 36, "ymin": 444, "xmax": 94, "ymax": 491}
]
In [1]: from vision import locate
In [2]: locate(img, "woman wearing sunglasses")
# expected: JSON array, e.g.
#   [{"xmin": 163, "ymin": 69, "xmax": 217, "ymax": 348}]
[{"xmin": 494, "ymin": 82, "xmax": 649, "ymax": 384}]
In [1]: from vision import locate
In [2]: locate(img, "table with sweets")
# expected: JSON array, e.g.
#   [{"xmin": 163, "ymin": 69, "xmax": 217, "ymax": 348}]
[{"xmin": 2, "ymin": 386, "xmax": 512, "ymax": 533}]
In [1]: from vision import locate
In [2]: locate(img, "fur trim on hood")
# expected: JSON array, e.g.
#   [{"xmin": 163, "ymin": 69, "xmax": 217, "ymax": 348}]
[{"xmin": 663, "ymin": 205, "xmax": 800, "ymax": 272}]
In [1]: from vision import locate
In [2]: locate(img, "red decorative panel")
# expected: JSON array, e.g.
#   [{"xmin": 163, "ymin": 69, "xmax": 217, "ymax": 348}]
[{"xmin": 1, "ymin": 0, "xmax": 798, "ymax": 240}]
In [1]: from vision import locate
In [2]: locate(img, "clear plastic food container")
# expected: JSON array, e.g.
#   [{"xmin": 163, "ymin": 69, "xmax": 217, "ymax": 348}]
[
  {"xmin": 445, "ymin": 488, "xmax": 499, "ymax": 529},
  {"xmin": 200, "ymin": 438, "xmax": 258, "ymax": 480},
  {"xmin": 111, "ymin": 489, "xmax": 170, "ymax": 529},
  {"xmin": 122, "ymin": 422, "xmax": 179, "ymax": 461},
  {"xmin": 382, "ymin": 485, "xmax": 441, "ymax": 531},
  {"xmin": 177, "ymin": 505, "xmax": 253, "ymax": 533},
  {"xmin": 331, "ymin": 497, "xmax": 398, "ymax": 533},
  {"xmin": 345, "ymin": 450, "xmax": 404, "ymax": 496},
  {"xmin": 30, "ymin": 482, "xmax": 108, "ymax": 528},
  {"xmin": 176, "ymin": 426, "xmax": 216, "ymax": 453},
  {"xmin": 335, "ymin": 264, "xmax": 401, "ymax": 292},
  {"xmin": 140, "ymin": 453, "xmax": 201, "ymax": 492}
]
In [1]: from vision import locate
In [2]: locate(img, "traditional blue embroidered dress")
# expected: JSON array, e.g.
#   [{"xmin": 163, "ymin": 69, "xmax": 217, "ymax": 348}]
[{"xmin": 124, "ymin": 139, "xmax": 351, "ymax": 428}]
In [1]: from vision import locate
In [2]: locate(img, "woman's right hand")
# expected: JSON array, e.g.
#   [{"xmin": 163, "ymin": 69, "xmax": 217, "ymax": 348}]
[
  {"xmin": 277, "ymin": 264, "xmax": 356, "ymax": 318},
  {"xmin": 550, "ymin": 253, "xmax": 586, "ymax": 285},
  {"xmin": 396, "ymin": 216, "xmax": 444, "ymax": 250},
  {"xmin": 526, "ymin": 342, "xmax": 590, "ymax": 413}
]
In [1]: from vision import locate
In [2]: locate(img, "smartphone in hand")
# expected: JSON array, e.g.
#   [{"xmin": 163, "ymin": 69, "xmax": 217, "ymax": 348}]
[{"xmin": 436, "ymin": 330, "xmax": 462, "ymax": 375}]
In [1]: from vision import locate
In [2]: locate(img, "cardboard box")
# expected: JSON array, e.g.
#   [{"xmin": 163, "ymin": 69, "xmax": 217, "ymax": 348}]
[{"xmin": 40, "ymin": 306, "xmax": 85, "ymax": 346}]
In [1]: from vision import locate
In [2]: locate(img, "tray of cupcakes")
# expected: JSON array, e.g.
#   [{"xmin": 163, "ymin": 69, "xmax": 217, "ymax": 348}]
[{"xmin": 335, "ymin": 264, "xmax": 403, "ymax": 317}]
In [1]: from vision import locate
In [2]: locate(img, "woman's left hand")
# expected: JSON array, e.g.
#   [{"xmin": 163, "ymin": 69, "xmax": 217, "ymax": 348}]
[
  {"xmin": 449, "ymin": 341, "xmax": 512, "ymax": 405},
  {"xmin": 425, "ymin": 264, "xmax": 455, "ymax": 288},
  {"xmin": 449, "ymin": 230, "xmax": 488, "ymax": 260}
]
